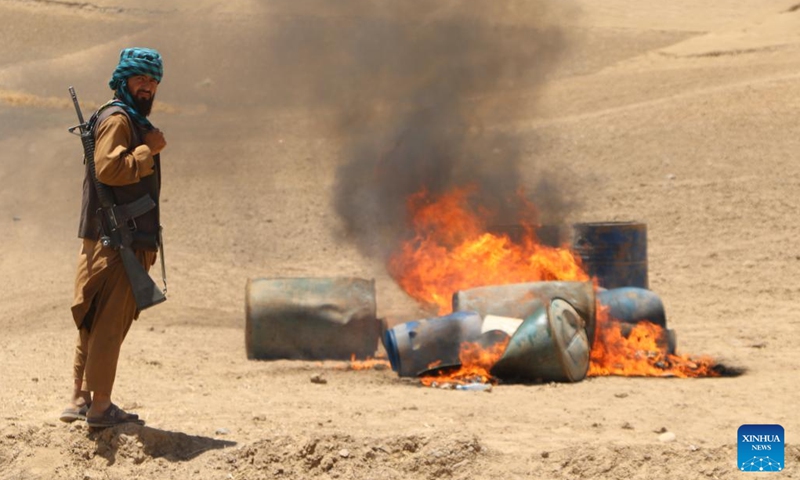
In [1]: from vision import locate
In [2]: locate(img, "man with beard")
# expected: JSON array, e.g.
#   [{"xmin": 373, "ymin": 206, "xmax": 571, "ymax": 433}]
[{"xmin": 60, "ymin": 48, "xmax": 166, "ymax": 428}]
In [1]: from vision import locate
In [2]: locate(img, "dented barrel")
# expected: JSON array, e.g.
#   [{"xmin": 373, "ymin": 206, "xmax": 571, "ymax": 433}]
[
  {"xmin": 245, "ymin": 277, "xmax": 380, "ymax": 360},
  {"xmin": 452, "ymin": 281, "xmax": 597, "ymax": 348},
  {"xmin": 491, "ymin": 298, "xmax": 591, "ymax": 383},
  {"xmin": 572, "ymin": 221, "xmax": 648, "ymax": 289}
]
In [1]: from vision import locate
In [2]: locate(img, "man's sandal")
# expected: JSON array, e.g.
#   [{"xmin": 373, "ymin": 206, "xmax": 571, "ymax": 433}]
[
  {"xmin": 86, "ymin": 403, "xmax": 145, "ymax": 428},
  {"xmin": 59, "ymin": 403, "xmax": 91, "ymax": 423}
]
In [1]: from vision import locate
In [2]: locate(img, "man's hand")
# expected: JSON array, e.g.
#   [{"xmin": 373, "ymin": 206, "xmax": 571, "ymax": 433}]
[{"xmin": 143, "ymin": 129, "xmax": 167, "ymax": 155}]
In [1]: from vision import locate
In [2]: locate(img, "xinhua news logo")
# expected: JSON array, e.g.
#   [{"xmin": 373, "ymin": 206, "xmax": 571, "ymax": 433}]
[{"xmin": 738, "ymin": 424, "xmax": 784, "ymax": 472}]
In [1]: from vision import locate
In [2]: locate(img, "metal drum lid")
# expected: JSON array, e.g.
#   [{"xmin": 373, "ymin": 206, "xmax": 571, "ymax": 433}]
[{"xmin": 549, "ymin": 298, "xmax": 590, "ymax": 382}]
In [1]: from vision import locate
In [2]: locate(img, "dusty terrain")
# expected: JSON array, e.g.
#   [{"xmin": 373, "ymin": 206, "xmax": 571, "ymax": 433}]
[{"xmin": 1, "ymin": 0, "xmax": 800, "ymax": 479}]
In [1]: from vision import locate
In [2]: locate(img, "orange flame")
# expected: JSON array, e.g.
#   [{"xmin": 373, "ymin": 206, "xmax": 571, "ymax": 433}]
[
  {"xmin": 389, "ymin": 187, "xmax": 723, "ymax": 382},
  {"xmin": 420, "ymin": 337, "xmax": 511, "ymax": 386},
  {"xmin": 389, "ymin": 187, "xmax": 588, "ymax": 314},
  {"xmin": 348, "ymin": 354, "xmax": 391, "ymax": 371},
  {"xmin": 588, "ymin": 304, "xmax": 720, "ymax": 378}
]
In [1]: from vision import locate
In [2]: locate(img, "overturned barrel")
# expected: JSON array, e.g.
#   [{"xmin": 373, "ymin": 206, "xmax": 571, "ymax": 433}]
[
  {"xmin": 572, "ymin": 221, "xmax": 648, "ymax": 289},
  {"xmin": 597, "ymin": 287, "xmax": 676, "ymax": 354},
  {"xmin": 245, "ymin": 277, "xmax": 380, "ymax": 360},
  {"xmin": 383, "ymin": 311, "xmax": 483, "ymax": 377},
  {"xmin": 452, "ymin": 281, "xmax": 597, "ymax": 347},
  {"xmin": 491, "ymin": 298, "xmax": 591, "ymax": 383},
  {"xmin": 597, "ymin": 287, "xmax": 666, "ymax": 327}
]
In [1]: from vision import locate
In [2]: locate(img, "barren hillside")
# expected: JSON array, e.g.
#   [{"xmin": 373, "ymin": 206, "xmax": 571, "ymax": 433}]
[{"xmin": 1, "ymin": 1, "xmax": 799, "ymax": 479}]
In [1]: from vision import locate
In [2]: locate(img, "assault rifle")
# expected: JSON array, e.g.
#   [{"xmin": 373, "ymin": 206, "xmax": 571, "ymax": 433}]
[{"xmin": 68, "ymin": 86, "xmax": 166, "ymax": 311}]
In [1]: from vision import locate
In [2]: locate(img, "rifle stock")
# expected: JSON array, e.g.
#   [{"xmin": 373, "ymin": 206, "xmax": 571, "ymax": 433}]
[
  {"xmin": 120, "ymin": 245, "xmax": 166, "ymax": 310},
  {"xmin": 69, "ymin": 86, "xmax": 166, "ymax": 311}
]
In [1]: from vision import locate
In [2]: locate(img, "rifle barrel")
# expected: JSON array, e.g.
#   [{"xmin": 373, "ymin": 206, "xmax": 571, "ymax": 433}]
[{"xmin": 68, "ymin": 86, "xmax": 86, "ymax": 128}]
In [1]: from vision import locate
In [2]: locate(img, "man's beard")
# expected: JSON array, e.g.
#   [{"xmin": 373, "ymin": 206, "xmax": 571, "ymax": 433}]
[{"xmin": 133, "ymin": 93, "xmax": 155, "ymax": 116}]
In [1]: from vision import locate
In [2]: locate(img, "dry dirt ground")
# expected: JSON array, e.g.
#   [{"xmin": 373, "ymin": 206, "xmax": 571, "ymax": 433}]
[{"xmin": 1, "ymin": 1, "xmax": 800, "ymax": 479}]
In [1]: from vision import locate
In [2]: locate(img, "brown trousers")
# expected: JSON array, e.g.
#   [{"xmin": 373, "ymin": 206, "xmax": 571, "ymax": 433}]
[{"xmin": 71, "ymin": 239, "xmax": 156, "ymax": 395}]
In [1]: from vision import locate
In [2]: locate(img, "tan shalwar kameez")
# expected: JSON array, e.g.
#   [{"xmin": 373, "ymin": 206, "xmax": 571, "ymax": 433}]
[{"xmin": 71, "ymin": 113, "xmax": 158, "ymax": 395}]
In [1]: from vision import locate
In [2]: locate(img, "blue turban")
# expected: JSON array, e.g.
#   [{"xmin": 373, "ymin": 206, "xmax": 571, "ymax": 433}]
[{"xmin": 106, "ymin": 47, "xmax": 164, "ymax": 129}]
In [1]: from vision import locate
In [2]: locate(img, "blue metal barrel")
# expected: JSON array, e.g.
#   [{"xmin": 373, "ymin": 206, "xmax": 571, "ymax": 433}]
[
  {"xmin": 572, "ymin": 222, "xmax": 648, "ymax": 289},
  {"xmin": 596, "ymin": 287, "xmax": 676, "ymax": 354},
  {"xmin": 597, "ymin": 287, "xmax": 665, "ymax": 327},
  {"xmin": 382, "ymin": 311, "xmax": 483, "ymax": 377}
]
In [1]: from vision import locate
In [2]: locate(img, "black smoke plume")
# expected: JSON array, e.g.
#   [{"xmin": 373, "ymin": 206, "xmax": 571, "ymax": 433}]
[{"xmin": 266, "ymin": 1, "xmax": 576, "ymax": 259}]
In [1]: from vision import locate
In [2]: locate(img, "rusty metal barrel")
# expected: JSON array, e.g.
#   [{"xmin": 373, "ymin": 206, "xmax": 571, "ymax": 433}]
[
  {"xmin": 572, "ymin": 221, "xmax": 648, "ymax": 289},
  {"xmin": 245, "ymin": 277, "xmax": 380, "ymax": 360}
]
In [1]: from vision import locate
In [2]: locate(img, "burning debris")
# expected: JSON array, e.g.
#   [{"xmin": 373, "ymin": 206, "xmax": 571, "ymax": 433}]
[
  {"xmin": 383, "ymin": 281, "xmax": 731, "ymax": 387},
  {"xmin": 421, "ymin": 334, "xmax": 511, "ymax": 388},
  {"xmin": 241, "ymin": 6, "xmax": 736, "ymax": 386},
  {"xmin": 385, "ymin": 281, "xmax": 595, "ymax": 386},
  {"xmin": 346, "ymin": 354, "xmax": 391, "ymax": 371},
  {"xmin": 379, "ymin": 189, "xmax": 736, "ymax": 385},
  {"xmin": 244, "ymin": 190, "xmax": 736, "ymax": 385},
  {"xmin": 588, "ymin": 308, "xmax": 720, "ymax": 379}
]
